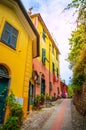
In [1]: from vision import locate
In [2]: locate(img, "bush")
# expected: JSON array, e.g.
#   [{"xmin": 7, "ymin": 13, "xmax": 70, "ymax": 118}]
[
  {"xmin": 40, "ymin": 94, "xmax": 45, "ymax": 105},
  {"xmin": 45, "ymin": 94, "xmax": 51, "ymax": 101},
  {"xmin": 3, "ymin": 92, "xmax": 23, "ymax": 130},
  {"xmin": 34, "ymin": 95, "xmax": 41, "ymax": 108},
  {"xmin": 10, "ymin": 103, "xmax": 23, "ymax": 126},
  {"xmin": 3, "ymin": 116, "xmax": 19, "ymax": 130},
  {"xmin": 34, "ymin": 94, "xmax": 45, "ymax": 109},
  {"xmin": 67, "ymin": 86, "xmax": 74, "ymax": 98}
]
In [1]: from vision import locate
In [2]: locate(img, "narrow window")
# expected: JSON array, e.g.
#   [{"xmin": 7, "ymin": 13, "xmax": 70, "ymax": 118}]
[
  {"xmin": 52, "ymin": 45, "xmax": 54, "ymax": 54},
  {"xmin": 56, "ymin": 52, "xmax": 58, "ymax": 60},
  {"xmin": 52, "ymin": 62, "xmax": 55, "ymax": 74},
  {"xmin": 42, "ymin": 48, "xmax": 46, "ymax": 64},
  {"xmin": 56, "ymin": 68, "xmax": 59, "ymax": 77},
  {"xmin": 1, "ymin": 22, "xmax": 18, "ymax": 49},
  {"xmin": 42, "ymin": 28, "xmax": 46, "ymax": 41}
]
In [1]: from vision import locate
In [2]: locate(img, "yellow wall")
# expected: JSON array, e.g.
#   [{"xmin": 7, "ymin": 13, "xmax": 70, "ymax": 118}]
[
  {"xmin": 32, "ymin": 17, "xmax": 60, "ymax": 76},
  {"xmin": 0, "ymin": 4, "xmax": 32, "ymax": 115}
]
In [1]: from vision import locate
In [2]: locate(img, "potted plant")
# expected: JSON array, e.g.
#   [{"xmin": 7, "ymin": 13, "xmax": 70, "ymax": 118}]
[
  {"xmin": 40, "ymin": 94, "xmax": 45, "ymax": 105},
  {"xmin": 34, "ymin": 95, "xmax": 41, "ymax": 110}
]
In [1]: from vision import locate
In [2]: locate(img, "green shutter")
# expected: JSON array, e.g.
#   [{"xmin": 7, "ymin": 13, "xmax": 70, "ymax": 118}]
[
  {"xmin": 52, "ymin": 45, "xmax": 54, "ymax": 54},
  {"xmin": 56, "ymin": 68, "xmax": 58, "ymax": 77},
  {"xmin": 52, "ymin": 62, "xmax": 55, "ymax": 73},
  {"xmin": 42, "ymin": 48, "xmax": 46, "ymax": 64},
  {"xmin": 42, "ymin": 28, "xmax": 46, "ymax": 41},
  {"xmin": 1, "ymin": 22, "xmax": 18, "ymax": 49},
  {"xmin": 56, "ymin": 53, "xmax": 58, "ymax": 60}
]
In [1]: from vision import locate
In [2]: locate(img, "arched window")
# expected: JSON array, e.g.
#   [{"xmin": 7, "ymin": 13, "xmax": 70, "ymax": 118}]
[{"xmin": 0, "ymin": 65, "xmax": 9, "ymax": 78}]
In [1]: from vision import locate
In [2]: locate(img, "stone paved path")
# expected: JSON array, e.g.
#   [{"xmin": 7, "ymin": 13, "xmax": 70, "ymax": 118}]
[
  {"xmin": 21, "ymin": 98, "xmax": 86, "ymax": 130},
  {"xmin": 42, "ymin": 99, "xmax": 72, "ymax": 130},
  {"xmin": 21, "ymin": 99, "xmax": 63, "ymax": 130}
]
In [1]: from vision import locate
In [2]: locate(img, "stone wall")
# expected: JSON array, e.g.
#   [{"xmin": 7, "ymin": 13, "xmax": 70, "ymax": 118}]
[{"xmin": 73, "ymin": 82, "xmax": 86, "ymax": 115}]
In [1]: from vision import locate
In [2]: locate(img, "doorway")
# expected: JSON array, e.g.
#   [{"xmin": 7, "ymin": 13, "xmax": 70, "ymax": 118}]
[
  {"xmin": 28, "ymin": 82, "xmax": 34, "ymax": 111},
  {"xmin": 0, "ymin": 65, "xmax": 9, "ymax": 124},
  {"xmin": 41, "ymin": 78, "xmax": 45, "ymax": 95}
]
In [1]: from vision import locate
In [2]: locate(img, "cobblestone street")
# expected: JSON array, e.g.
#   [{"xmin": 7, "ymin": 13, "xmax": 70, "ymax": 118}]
[{"xmin": 21, "ymin": 99, "xmax": 86, "ymax": 130}]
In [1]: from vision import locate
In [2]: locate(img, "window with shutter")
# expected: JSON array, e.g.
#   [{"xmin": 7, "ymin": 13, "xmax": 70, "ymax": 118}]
[
  {"xmin": 56, "ymin": 68, "xmax": 58, "ymax": 77},
  {"xmin": 56, "ymin": 52, "xmax": 58, "ymax": 60},
  {"xmin": 42, "ymin": 48, "xmax": 46, "ymax": 64},
  {"xmin": 52, "ymin": 45, "xmax": 54, "ymax": 54},
  {"xmin": 42, "ymin": 28, "xmax": 46, "ymax": 41},
  {"xmin": 52, "ymin": 62, "xmax": 55, "ymax": 74},
  {"xmin": 1, "ymin": 22, "xmax": 18, "ymax": 49}
]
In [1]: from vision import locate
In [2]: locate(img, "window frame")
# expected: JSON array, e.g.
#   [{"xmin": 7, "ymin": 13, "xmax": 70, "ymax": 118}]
[
  {"xmin": 52, "ymin": 45, "xmax": 54, "ymax": 54},
  {"xmin": 42, "ymin": 48, "xmax": 46, "ymax": 65},
  {"xmin": 42, "ymin": 28, "xmax": 46, "ymax": 42},
  {"xmin": 1, "ymin": 22, "xmax": 18, "ymax": 49},
  {"xmin": 56, "ymin": 52, "xmax": 58, "ymax": 60},
  {"xmin": 56, "ymin": 68, "xmax": 59, "ymax": 78},
  {"xmin": 52, "ymin": 62, "xmax": 55, "ymax": 74}
]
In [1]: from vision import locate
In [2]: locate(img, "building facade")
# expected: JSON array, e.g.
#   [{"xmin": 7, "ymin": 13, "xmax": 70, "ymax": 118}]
[
  {"xmin": 0, "ymin": 0, "xmax": 39, "ymax": 124},
  {"xmin": 30, "ymin": 13, "xmax": 61, "ymax": 100}
]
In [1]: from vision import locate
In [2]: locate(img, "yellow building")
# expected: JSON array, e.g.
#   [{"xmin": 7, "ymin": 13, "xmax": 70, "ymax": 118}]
[
  {"xmin": 0, "ymin": 0, "xmax": 39, "ymax": 124},
  {"xmin": 30, "ymin": 13, "xmax": 61, "ymax": 99}
]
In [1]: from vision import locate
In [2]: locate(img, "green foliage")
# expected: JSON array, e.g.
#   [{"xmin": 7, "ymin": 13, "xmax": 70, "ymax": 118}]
[
  {"xmin": 67, "ymin": 86, "xmax": 74, "ymax": 98},
  {"xmin": 68, "ymin": 24, "xmax": 85, "ymax": 68},
  {"xmin": 34, "ymin": 95, "xmax": 41, "ymax": 104},
  {"xmin": 34, "ymin": 94, "xmax": 46, "ymax": 107},
  {"xmin": 3, "ymin": 92, "xmax": 23, "ymax": 130},
  {"xmin": 0, "ymin": 126, "xmax": 4, "ymax": 130},
  {"xmin": 73, "ymin": 72, "xmax": 86, "ymax": 86},
  {"xmin": 0, "ymin": 87, "xmax": 9, "ymax": 95},
  {"xmin": 67, "ymin": 23, "xmax": 86, "ymax": 92},
  {"xmin": 34, "ymin": 95, "xmax": 41, "ymax": 109},
  {"xmin": 65, "ymin": 0, "xmax": 86, "ymax": 10},
  {"xmin": 6, "ymin": 92, "xmax": 16, "ymax": 106},
  {"xmin": 40, "ymin": 94, "xmax": 45, "ymax": 103},
  {"xmin": 3, "ymin": 116, "xmax": 19, "ymax": 130},
  {"xmin": 64, "ymin": 0, "xmax": 86, "ymax": 26},
  {"xmin": 34, "ymin": 94, "xmax": 52, "ymax": 109},
  {"xmin": 45, "ymin": 94, "xmax": 52, "ymax": 101}
]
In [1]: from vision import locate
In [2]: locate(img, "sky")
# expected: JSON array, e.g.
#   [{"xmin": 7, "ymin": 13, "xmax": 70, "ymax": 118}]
[{"xmin": 21, "ymin": 0, "xmax": 77, "ymax": 85}]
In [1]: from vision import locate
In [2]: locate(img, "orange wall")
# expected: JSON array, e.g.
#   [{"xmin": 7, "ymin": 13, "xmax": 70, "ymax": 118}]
[{"xmin": 33, "ymin": 58, "xmax": 60, "ymax": 97}]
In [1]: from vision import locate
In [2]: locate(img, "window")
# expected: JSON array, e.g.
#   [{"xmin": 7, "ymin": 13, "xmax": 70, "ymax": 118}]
[
  {"xmin": 52, "ymin": 45, "xmax": 54, "ymax": 54},
  {"xmin": 56, "ymin": 68, "xmax": 59, "ymax": 77},
  {"xmin": 52, "ymin": 62, "xmax": 55, "ymax": 74},
  {"xmin": 1, "ymin": 22, "xmax": 18, "ymax": 49},
  {"xmin": 42, "ymin": 48, "xmax": 46, "ymax": 64},
  {"xmin": 0, "ymin": 65, "xmax": 9, "ymax": 78},
  {"xmin": 56, "ymin": 52, "xmax": 58, "ymax": 60},
  {"xmin": 42, "ymin": 28, "xmax": 46, "ymax": 41}
]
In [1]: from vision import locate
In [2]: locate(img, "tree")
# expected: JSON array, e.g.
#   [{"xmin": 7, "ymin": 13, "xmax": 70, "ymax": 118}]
[
  {"xmin": 68, "ymin": 23, "xmax": 86, "ymax": 89},
  {"xmin": 65, "ymin": 0, "xmax": 86, "ymax": 90},
  {"xmin": 67, "ymin": 86, "xmax": 74, "ymax": 98},
  {"xmin": 65, "ymin": 0, "xmax": 86, "ymax": 26}
]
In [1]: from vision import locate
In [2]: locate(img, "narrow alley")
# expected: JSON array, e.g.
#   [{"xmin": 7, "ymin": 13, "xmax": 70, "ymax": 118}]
[{"xmin": 21, "ymin": 99, "xmax": 86, "ymax": 130}]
